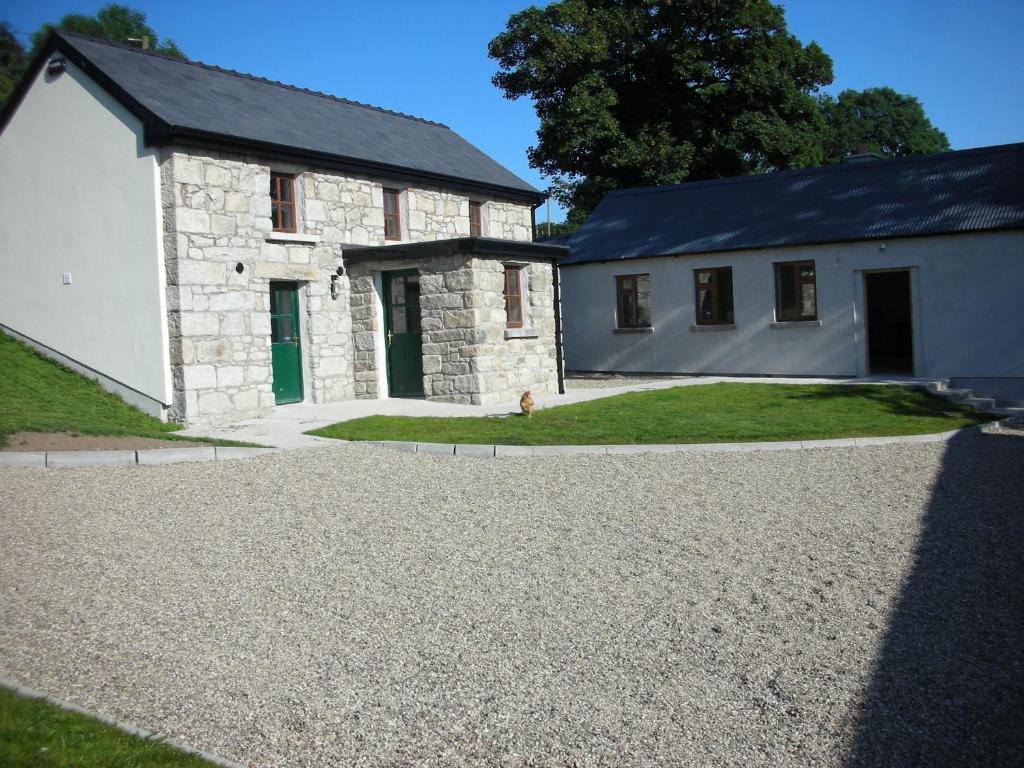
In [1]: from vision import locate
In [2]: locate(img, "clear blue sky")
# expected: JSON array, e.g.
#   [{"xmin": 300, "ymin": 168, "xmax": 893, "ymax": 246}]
[{"xmin": 3, "ymin": 0, "xmax": 1022, "ymax": 221}]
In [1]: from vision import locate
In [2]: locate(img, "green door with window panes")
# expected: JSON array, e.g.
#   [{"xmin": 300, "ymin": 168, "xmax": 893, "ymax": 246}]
[
  {"xmin": 383, "ymin": 270, "xmax": 424, "ymax": 397},
  {"xmin": 269, "ymin": 282, "xmax": 304, "ymax": 404}
]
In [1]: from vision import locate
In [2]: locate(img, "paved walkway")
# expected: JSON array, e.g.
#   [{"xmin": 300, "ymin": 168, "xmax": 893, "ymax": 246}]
[{"xmin": 178, "ymin": 375, "xmax": 941, "ymax": 449}]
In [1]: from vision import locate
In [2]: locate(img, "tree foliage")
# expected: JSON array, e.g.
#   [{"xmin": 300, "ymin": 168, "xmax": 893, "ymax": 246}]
[
  {"xmin": 0, "ymin": 21, "xmax": 27, "ymax": 105},
  {"xmin": 30, "ymin": 4, "xmax": 185, "ymax": 59},
  {"xmin": 489, "ymin": 0, "xmax": 833, "ymax": 215},
  {"xmin": 818, "ymin": 87, "xmax": 950, "ymax": 163}
]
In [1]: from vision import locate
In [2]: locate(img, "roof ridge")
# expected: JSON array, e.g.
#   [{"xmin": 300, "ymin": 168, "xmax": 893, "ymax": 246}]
[
  {"xmin": 605, "ymin": 141, "xmax": 1024, "ymax": 200},
  {"xmin": 55, "ymin": 29, "xmax": 451, "ymax": 130}
]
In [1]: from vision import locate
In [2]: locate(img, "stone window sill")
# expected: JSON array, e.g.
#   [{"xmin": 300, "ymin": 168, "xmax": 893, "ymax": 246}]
[
  {"xmin": 770, "ymin": 320, "xmax": 822, "ymax": 328},
  {"xmin": 689, "ymin": 324, "xmax": 736, "ymax": 332},
  {"xmin": 613, "ymin": 327, "xmax": 654, "ymax": 334},
  {"xmin": 505, "ymin": 327, "xmax": 539, "ymax": 339},
  {"xmin": 264, "ymin": 231, "xmax": 319, "ymax": 245}
]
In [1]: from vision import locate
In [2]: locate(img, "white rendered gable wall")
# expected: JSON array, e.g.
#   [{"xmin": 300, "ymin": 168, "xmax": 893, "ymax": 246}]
[{"xmin": 0, "ymin": 58, "xmax": 172, "ymax": 410}]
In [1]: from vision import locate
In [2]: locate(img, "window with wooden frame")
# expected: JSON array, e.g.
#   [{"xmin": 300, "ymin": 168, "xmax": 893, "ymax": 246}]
[
  {"xmin": 693, "ymin": 267, "xmax": 734, "ymax": 325},
  {"xmin": 469, "ymin": 201, "xmax": 483, "ymax": 237},
  {"xmin": 503, "ymin": 266, "xmax": 524, "ymax": 327},
  {"xmin": 270, "ymin": 173, "xmax": 296, "ymax": 232},
  {"xmin": 615, "ymin": 274, "xmax": 652, "ymax": 328},
  {"xmin": 383, "ymin": 188, "xmax": 402, "ymax": 240},
  {"xmin": 774, "ymin": 260, "xmax": 817, "ymax": 321}
]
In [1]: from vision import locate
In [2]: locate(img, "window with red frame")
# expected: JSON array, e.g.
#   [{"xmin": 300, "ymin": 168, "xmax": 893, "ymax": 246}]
[
  {"xmin": 504, "ymin": 266, "xmax": 523, "ymax": 327},
  {"xmin": 469, "ymin": 201, "xmax": 483, "ymax": 237},
  {"xmin": 383, "ymin": 188, "xmax": 401, "ymax": 240},
  {"xmin": 270, "ymin": 173, "xmax": 296, "ymax": 232}
]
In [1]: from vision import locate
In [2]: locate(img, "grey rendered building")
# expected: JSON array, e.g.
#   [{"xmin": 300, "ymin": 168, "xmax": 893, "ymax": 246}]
[{"xmin": 559, "ymin": 144, "xmax": 1024, "ymax": 403}]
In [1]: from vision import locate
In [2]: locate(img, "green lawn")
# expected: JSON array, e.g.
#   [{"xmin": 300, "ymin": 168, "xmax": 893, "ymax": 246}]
[
  {"xmin": 0, "ymin": 687, "xmax": 215, "ymax": 767},
  {"xmin": 309, "ymin": 383, "xmax": 993, "ymax": 446},
  {"xmin": 0, "ymin": 332, "xmax": 252, "ymax": 448}
]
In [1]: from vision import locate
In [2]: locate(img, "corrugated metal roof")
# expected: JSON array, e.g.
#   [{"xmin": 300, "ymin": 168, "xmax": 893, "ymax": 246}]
[
  {"xmin": 563, "ymin": 143, "xmax": 1024, "ymax": 264},
  {"xmin": 44, "ymin": 32, "xmax": 540, "ymax": 198}
]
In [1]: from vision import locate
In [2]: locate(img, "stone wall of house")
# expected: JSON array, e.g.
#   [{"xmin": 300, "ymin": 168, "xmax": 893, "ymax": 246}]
[
  {"xmin": 163, "ymin": 149, "xmax": 353, "ymax": 426},
  {"xmin": 406, "ymin": 189, "xmax": 472, "ymax": 241},
  {"xmin": 485, "ymin": 200, "xmax": 534, "ymax": 241},
  {"xmin": 163, "ymin": 145, "xmax": 537, "ymax": 425},
  {"xmin": 347, "ymin": 252, "xmax": 558, "ymax": 406},
  {"xmin": 470, "ymin": 257, "xmax": 559, "ymax": 405}
]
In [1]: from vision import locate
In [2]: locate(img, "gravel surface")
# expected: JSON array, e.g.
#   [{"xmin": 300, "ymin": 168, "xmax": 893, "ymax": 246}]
[{"xmin": 1, "ymin": 428, "xmax": 1021, "ymax": 767}]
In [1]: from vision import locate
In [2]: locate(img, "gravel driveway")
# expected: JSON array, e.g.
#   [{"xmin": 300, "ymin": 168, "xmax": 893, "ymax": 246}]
[{"xmin": 1, "ymin": 428, "xmax": 1021, "ymax": 766}]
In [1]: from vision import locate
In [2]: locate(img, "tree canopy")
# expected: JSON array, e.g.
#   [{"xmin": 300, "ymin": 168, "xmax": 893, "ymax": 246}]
[
  {"xmin": 0, "ymin": 21, "xmax": 27, "ymax": 105},
  {"xmin": 489, "ymin": 0, "xmax": 834, "ymax": 216},
  {"xmin": 30, "ymin": 3, "xmax": 185, "ymax": 59},
  {"xmin": 818, "ymin": 87, "xmax": 950, "ymax": 163}
]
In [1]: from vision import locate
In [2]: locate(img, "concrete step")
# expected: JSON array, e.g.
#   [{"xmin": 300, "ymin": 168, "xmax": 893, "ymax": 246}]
[{"xmin": 938, "ymin": 388, "xmax": 972, "ymax": 401}]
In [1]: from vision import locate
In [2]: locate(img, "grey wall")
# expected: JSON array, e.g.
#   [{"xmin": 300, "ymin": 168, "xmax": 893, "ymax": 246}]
[
  {"xmin": 0, "ymin": 58, "xmax": 172, "ymax": 408},
  {"xmin": 561, "ymin": 231, "xmax": 1024, "ymax": 381}
]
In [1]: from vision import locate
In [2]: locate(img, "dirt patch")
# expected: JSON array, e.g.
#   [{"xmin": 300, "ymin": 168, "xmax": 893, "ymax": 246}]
[{"xmin": 2, "ymin": 432, "xmax": 210, "ymax": 452}]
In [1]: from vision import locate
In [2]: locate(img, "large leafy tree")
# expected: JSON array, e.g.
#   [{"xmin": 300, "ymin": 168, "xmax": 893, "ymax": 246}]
[
  {"xmin": 489, "ymin": 0, "xmax": 833, "ymax": 216},
  {"xmin": 818, "ymin": 87, "xmax": 950, "ymax": 163},
  {"xmin": 30, "ymin": 4, "xmax": 185, "ymax": 59},
  {"xmin": 0, "ymin": 21, "xmax": 27, "ymax": 105}
]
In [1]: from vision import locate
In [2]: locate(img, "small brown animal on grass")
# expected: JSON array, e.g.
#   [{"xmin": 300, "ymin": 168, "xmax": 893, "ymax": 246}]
[{"xmin": 520, "ymin": 390, "xmax": 535, "ymax": 418}]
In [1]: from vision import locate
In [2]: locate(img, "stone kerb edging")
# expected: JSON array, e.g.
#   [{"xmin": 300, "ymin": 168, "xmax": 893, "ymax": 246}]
[
  {"xmin": 357, "ymin": 415, "xmax": 1021, "ymax": 459},
  {"xmin": 0, "ymin": 446, "xmax": 275, "ymax": 468},
  {"xmin": 0, "ymin": 675, "xmax": 248, "ymax": 768},
  {"xmin": 1, "ymin": 416, "xmax": 1017, "ymax": 468}
]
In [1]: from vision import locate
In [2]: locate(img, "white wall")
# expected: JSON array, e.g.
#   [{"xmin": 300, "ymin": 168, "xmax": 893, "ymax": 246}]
[
  {"xmin": 0, "ymin": 59, "xmax": 171, "ymax": 409},
  {"xmin": 561, "ymin": 231, "xmax": 1024, "ymax": 380}
]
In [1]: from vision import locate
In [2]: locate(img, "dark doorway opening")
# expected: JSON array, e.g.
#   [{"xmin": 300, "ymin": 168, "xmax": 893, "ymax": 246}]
[{"xmin": 866, "ymin": 270, "xmax": 914, "ymax": 375}]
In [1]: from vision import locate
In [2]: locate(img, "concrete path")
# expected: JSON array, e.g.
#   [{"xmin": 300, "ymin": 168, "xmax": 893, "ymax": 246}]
[{"xmin": 178, "ymin": 375, "xmax": 942, "ymax": 450}]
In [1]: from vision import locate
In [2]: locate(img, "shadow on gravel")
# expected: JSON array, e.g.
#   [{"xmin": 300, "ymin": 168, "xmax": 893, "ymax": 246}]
[{"xmin": 848, "ymin": 429, "xmax": 1024, "ymax": 766}]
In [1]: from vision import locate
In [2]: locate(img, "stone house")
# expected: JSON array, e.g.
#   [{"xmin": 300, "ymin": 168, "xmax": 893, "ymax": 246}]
[
  {"xmin": 0, "ymin": 31, "xmax": 566, "ymax": 426},
  {"xmin": 559, "ymin": 143, "xmax": 1024, "ymax": 403}
]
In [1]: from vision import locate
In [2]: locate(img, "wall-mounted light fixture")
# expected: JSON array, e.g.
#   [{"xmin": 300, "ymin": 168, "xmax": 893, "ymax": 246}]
[
  {"xmin": 47, "ymin": 58, "xmax": 67, "ymax": 76},
  {"xmin": 330, "ymin": 273, "xmax": 340, "ymax": 300},
  {"xmin": 235, "ymin": 262, "xmax": 245, "ymax": 274}
]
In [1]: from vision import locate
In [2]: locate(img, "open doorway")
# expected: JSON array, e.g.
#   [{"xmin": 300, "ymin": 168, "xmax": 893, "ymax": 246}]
[{"xmin": 865, "ymin": 270, "xmax": 914, "ymax": 375}]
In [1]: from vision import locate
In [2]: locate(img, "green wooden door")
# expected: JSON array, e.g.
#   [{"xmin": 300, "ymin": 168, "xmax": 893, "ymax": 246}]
[
  {"xmin": 269, "ymin": 282, "xmax": 304, "ymax": 404},
  {"xmin": 383, "ymin": 270, "xmax": 424, "ymax": 398}
]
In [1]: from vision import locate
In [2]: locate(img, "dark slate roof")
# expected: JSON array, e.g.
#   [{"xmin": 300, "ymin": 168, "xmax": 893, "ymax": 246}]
[
  {"xmin": 19, "ymin": 31, "xmax": 541, "ymax": 200},
  {"xmin": 562, "ymin": 143, "xmax": 1024, "ymax": 265}
]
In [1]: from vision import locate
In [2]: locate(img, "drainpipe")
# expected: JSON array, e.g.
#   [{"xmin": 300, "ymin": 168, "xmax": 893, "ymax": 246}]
[
  {"xmin": 532, "ymin": 198, "xmax": 565, "ymax": 394},
  {"xmin": 551, "ymin": 257, "xmax": 566, "ymax": 395}
]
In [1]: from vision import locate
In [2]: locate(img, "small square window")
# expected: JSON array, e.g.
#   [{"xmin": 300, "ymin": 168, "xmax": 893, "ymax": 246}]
[
  {"xmin": 270, "ymin": 173, "xmax": 296, "ymax": 233},
  {"xmin": 693, "ymin": 267, "xmax": 734, "ymax": 325},
  {"xmin": 383, "ymin": 188, "xmax": 402, "ymax": 241},
  {"xmin": 615, "ymin": 274, "xmax": 651, "ymax": 328}
]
